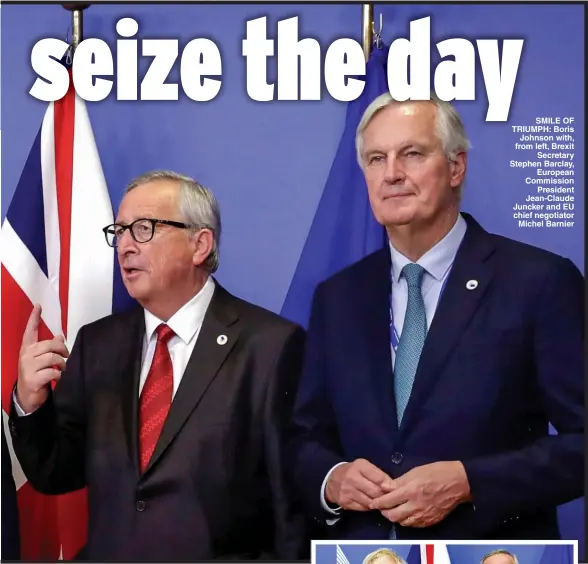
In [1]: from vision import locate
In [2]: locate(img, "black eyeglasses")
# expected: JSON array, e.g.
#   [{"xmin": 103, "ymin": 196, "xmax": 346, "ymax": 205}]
[{"xmin": 102, "ymin": 218, "xmax": 193, "ymax": 247}]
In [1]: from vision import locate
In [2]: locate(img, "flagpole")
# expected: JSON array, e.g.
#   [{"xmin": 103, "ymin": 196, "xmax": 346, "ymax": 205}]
[
  {"xmin": 62, "ymin": 3, "xmax": 91, "ymax": 51},
  {"xmin": 361, "ymin": 4, "xmax": 373, "ymax": 61}
]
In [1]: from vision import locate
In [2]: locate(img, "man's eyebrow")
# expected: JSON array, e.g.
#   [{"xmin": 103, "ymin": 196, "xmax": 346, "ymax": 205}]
[{"xmin": 364, "ymin": 141, "xmax": 428, "ymax": 154}]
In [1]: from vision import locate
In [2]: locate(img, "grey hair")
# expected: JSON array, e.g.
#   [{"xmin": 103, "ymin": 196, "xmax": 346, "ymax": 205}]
[
  {"xmin": 355, "ymin": 92, "xmax": 472, "ymax": 195},
  {"xmin": 124, "ymin": 170, "xmax": 221, "ymax": 273},
  {"xmin": 481, "ymin": 549, "xmax": 519, "ymax": 564}
]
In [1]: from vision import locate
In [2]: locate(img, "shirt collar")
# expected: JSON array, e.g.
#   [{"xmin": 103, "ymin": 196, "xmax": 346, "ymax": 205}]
[
  {"xmin": 144, "ymin": 276, "xmax": 216, "ymax": 345},
  {"xmin": 389, "ymin": 213, "xmax": 467, "ymax": 283}
]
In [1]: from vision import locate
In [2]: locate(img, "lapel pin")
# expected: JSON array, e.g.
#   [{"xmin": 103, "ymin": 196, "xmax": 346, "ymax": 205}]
[
  {"xmin": 466, "ymin": 280, "xmax": 478, "ymax": 290},
  {"xmin": 217, "ymin": 334, "xmax": 228, "ymax": 345}
]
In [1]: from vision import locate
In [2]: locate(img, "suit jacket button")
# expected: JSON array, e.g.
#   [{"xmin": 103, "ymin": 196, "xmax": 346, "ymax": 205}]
[
  {"xmin": 391, "ymin": 453, "xmax": 403, "ymax": 464},
  {"xmin": 136, "ymin": 500, "xmax": 146, "ymax": 512}
]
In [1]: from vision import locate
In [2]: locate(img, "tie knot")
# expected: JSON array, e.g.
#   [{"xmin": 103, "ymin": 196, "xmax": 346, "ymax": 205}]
[
  {"xmin": 401, "ymin": 263, "xmax": 425, "ymax": 288},
  {"xmin": 155, "ymin": 324, "xmax": 175, "ymax": 344}
]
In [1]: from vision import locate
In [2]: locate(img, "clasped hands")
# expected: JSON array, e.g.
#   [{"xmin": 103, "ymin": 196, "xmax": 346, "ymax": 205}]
[{"xmin": 325, "ymin": 458, "xmax": 471, "ymax": 528}]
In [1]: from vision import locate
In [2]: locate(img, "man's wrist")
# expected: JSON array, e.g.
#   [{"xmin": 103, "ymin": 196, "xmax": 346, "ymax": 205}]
[
  {"xmin": 325, "ymin": 461, "xmax": 349, "ymax": 506},
  {"xmin": 12, "ymin": 385, "xmax": 39, "ymax": 417},
  {"xmin": 325, "ymin": 482, "xmax": 338, "ymax": 507},
  {"xmin": 320, "ymin": 462, "xmax": 346, "ymax": 515},
  {"xmin": 456, "ymin": 461, "xmax": 472, "ymax": 503}
]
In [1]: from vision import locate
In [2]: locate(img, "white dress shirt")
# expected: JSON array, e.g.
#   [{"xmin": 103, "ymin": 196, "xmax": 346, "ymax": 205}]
[
  {"xmin": 140, "ymin": 276, "xmax": 215, "ymax": 398},
  {"xmin": 320, "ymin": 213, "xmax": 468, "ymax": 518},
  {"xmin": 14, "ymin": 276, "xmax": 216, "ymax": 416}
]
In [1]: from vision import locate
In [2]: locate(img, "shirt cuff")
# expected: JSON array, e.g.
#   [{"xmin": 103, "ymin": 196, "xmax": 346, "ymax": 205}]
[
  {"xmin": 12, "ymin": 390, "xmax": 31, "ymax": 417},
  {"xmin": 320, "ymin": 461, "xmax": 347, "ymax": 516}
]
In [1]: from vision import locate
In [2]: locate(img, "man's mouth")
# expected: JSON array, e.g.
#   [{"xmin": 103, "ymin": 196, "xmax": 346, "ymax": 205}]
[{"xmin": 384, "ymin": 192, "xmax": 413, "ymax": 200}]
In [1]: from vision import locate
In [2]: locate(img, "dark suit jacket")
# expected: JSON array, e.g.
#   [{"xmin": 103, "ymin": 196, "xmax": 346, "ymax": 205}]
[
  {"xmin": 9, "ymin": 282, "xmax": 308, "ymax": 561},
  {"xmin": 288, "ymin": 213, "xmax": 584, "ymax": 541},
  {"xmin": 2, "ymin": 425, "xmax": 21, "ymax": 560}
]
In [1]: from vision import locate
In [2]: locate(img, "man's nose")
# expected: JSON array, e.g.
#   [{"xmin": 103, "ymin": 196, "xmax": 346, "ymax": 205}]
[
  {"xmin": 384, "ymin": 156, "xmax": 406, "ymax": 184},
  {"xmin": 117, "ymin": 229, "xmax": 138, "ymax": 255}
]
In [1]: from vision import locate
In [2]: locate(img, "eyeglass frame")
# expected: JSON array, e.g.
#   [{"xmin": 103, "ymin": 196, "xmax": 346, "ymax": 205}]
[{"xmin": 102, "ymin": 217, "xmax": 212, "ymax": 247}]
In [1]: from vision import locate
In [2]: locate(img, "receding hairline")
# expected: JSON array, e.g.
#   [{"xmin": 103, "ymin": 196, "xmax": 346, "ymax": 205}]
[
  {"xmin": 362, "ymin": 98, "xmax": 442, "ymax": 132},
  {"xmin": 360, "ymin": 100, "xmax": 445, "ymax": 152},
  {"xmin": 125, "ymin": 176, "xmax": 185, "ymax": 194},
  {"xmin": 117, "ymin": 178, "xmax": 185, "ymax": 222},
  {"xmin": 378, "ymin": 98, "xmax": 440, "ymax": 112},
  {"xmin": 357, "ymin": 94, "xmax": 470, "ymax": 160}
]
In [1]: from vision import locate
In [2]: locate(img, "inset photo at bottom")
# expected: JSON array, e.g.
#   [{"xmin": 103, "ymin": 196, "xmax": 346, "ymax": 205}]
[{"xmin": 312, "ymin": 541, "xmax": 577, "ymax": 564}]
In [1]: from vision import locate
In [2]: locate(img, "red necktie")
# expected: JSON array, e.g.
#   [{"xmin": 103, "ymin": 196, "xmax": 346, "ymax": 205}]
[{"xmin": 139, "ymin": 324, "xmax": 175, "ymax": 473}]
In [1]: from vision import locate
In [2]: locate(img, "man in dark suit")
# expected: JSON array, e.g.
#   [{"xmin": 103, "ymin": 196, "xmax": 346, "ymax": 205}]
[
  {"xmin": 288, "ymin": 93, "xmax": 584, "ymax": 541},
  {"xmin": 9, "ymin": 170, "xmax": 307, "ymax": 561},
  {"xmin": 2, "ymin": 425, "xmax": 21, "ymax": 560}
]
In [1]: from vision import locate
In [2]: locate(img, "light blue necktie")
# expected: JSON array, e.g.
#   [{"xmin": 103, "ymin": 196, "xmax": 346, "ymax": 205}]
[
  {"xmin": 389, "ymin": 263, "xmax": 427, "ymax": 540},
  {"xmin": 393, "ymin": 263, "xmax": 427, "ymax": 426}
]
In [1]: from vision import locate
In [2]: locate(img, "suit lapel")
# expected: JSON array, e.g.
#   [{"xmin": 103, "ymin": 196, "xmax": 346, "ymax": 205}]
[
  {"xmin": 119, "ymin": 308, "xmax": 145, "ymax": 479},
  {"xmin": 357, "ymin": 248, "xmax": 400, "ymax": 435},
  {"xmin": 398, "ymin": 214, "xmax": 497, "ymax": 434},
  {"xmin": 144, "ymin": 283, "xmax": 241, "ymax": 474}
]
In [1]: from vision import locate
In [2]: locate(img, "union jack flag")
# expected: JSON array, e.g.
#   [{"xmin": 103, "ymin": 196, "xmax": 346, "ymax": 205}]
[{"xmin": 1, "ymin": 69, "xmax": 121, "ymax": 559}]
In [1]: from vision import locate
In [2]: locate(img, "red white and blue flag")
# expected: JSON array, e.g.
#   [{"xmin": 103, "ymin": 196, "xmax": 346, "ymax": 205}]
[
  {"xmin": 405, "ymin": 543, "xmax": 452, "ymax": 564},
  {"xmin": 420, "ymin": 544, "xmax": 452, "ymax": 564},
  {"xmin": 1, "ymin": 74, "xmax": 119, "ymax": 559}
]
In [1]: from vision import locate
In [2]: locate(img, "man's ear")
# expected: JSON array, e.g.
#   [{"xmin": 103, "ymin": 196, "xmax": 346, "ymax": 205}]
[
  {"xmin": 449, "ymin": 152, "xmax": 467, "ymax": 189},
  {"xmin": 191, "ymin": 229, "xmax": 214, "ymax": 268}
]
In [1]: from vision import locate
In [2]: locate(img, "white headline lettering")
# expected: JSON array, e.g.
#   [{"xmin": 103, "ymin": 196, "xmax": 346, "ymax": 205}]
[{"xmin": 29, "ymin": 15, "xmax": 524, "ymax": 121}]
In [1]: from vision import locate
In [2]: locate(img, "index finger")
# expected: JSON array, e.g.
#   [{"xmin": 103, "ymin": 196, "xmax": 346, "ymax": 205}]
[
  {"xmin": 357, "ymin": 460, "xmax": 393, "ymax": 487},
  {"xmin": 372, "ymin": 486, "xmax": 410, "ymax": 510},
  {"xmin": 22, "ymin": 305, "xmax": 42, "ymax": 348},
  {"xmin": 49, "ymin": 337, "xmax": 70, "ymax": 359}
]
